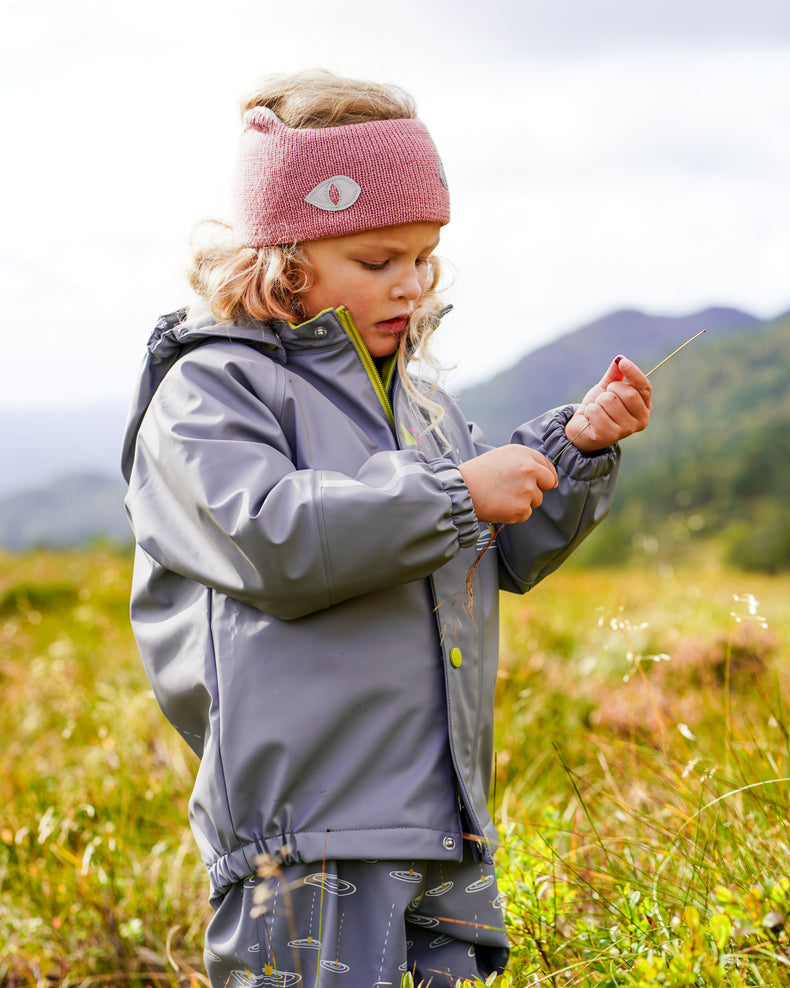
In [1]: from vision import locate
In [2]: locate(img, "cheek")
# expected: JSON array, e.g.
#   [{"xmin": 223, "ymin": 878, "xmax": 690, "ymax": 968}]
[
  {"xmin": 302, "ymin": 269, "xmax": 349, "ymax": 314},
  {"xmin": 345, "ymin": 281, "xmax": 382, "ymax": 313},
  {"xmin": 300, "ymin": 283, "xmax": 331, "ymax": 319},
  {"xmin": 418, "ymin": 266, "xmax": 433, "ymax": 295}
]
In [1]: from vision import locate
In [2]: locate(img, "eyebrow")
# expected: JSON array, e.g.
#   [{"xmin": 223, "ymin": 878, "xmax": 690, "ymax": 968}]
[{"xmin": 358, "ymin": 238, "xmax": 440, "ymax": 254}]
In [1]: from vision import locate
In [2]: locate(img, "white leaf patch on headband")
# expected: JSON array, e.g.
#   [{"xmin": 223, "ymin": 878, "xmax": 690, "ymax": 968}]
[{"xmin": 304, "ymin": 175, "xmax": 362, "ymax": 212}]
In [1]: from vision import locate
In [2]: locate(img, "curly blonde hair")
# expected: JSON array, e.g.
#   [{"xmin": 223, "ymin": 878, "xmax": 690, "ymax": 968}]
[{"xmin": 187, "ymin": 69, "xmax": 450, "ymax": 432}]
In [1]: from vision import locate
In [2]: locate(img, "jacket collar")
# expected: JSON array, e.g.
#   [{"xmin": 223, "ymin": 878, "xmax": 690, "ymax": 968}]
[
  {"xmin": 276, "ymin": 308, "xmax": 348, "ymax": 352},
  {"xmin": 146, "ymin": 301, "xmax": 287, "ymax": 365}
]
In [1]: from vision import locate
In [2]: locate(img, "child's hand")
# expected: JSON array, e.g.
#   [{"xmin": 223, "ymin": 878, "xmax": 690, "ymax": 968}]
[
  {"xmin": 565, "ymin": 355, "xmax": 652, "ymax": 452},
  {"xmin": 459, "ymin": 445, "xmax": 558, "ymax": 523}
]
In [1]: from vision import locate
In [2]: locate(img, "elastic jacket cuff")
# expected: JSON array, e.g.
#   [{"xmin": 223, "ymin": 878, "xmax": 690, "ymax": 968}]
[
  {"xmin": 428, "ymin": 457, "xmax": 480, "ymax": 549},
  {"xmin": 542, "ymin": 406, "xmax": 620, "ymax": 481}
]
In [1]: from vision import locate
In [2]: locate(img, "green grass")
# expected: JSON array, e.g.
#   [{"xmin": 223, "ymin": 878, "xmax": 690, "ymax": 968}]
[
  {"xmin": 1, "ymin": 547, "xmax": 789, "ymax": 986},
  {"xmin": 489, "ymin": 561, "xmax": 790, "ymax": 986}
]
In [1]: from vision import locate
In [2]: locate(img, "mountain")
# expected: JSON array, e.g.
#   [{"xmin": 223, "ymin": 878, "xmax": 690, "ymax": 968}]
[
  {"xmin": 570, "ymin": 309, "xmax": 790, "ymax": 571},
  {"xmin": 1, "ymin": 303, "xmax": 787, "ymax": 568},
  {"xmin": 458, "ymin": 306, "xmax": 763, "ymax": 445},
  {"xmin": 0, "ymin": 402, "xmax": 128, "ymax": 498},
  {"xmin": 0, "ymin": 473, "xmax": 130, "ymax": 551}
]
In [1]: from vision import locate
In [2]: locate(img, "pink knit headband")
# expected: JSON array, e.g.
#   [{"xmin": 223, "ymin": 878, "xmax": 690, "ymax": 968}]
[{"xmin": 230, "ymin": 107, "xmax": 450, "ymax": 246}]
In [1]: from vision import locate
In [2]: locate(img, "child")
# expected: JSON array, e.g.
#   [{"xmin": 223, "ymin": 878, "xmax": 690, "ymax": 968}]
[{"xmin": 122, "ymin": 69, "xmax": 651, "ymax": 987}]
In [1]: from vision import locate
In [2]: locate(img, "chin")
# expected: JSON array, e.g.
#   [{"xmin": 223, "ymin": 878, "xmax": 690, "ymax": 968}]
[{"xmin": 368, "ymin": 341, "xmax": 401, "ymax": 359}]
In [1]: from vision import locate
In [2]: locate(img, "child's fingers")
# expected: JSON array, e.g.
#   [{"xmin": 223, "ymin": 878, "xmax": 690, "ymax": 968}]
[
  {"xmin": 596, "ymin": 355, "xmax": 629, "ymax": 389},
  {"xmin": 612, "ymin": 356, "xmax": 652, "ymax": 402},
  {"xmin": 568, "ymin": 354, "xmax": 653, "ymax": 450},
  {"xmin": 604, "ymin": 381, "xmax": 652, "ymax": 421},
  {"xmin": 459, "ymin": 445, "xmax": 558, "ymax": 523},
  {"xmin": 587, "ymin": 386, "xmax": 650, "ymax": 438},
  {"xmin": 533, "ymin": 453, "xmax": 559, "ymax": 491}
]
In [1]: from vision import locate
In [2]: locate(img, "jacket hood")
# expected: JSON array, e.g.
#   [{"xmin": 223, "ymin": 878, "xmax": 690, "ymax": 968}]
[{"xmin": 120, "ymin": 303, "xmax": 287, "ymax": 481}]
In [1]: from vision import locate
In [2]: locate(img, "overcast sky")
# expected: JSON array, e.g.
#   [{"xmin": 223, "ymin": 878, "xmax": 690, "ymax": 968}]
[{"xmin": 2, "ymin": 0, "xmax": 789, "ymax": 411}]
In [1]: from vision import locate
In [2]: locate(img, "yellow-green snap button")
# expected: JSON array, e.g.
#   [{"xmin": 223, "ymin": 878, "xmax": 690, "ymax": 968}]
[{"xmin": 449, "ymin": 647, "xmax": 463, "ymax": 668}]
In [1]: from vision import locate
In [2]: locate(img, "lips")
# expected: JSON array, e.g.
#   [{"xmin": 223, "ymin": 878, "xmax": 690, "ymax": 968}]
[{"xmin": 375, "ymin": 317, "xmax": 408, "ymax": 334}]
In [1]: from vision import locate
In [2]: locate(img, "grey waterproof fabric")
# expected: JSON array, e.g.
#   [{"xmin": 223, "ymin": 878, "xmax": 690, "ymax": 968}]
[{"xmin": 122, "ymin": 303, "xmax": 620, "ymax": 906}]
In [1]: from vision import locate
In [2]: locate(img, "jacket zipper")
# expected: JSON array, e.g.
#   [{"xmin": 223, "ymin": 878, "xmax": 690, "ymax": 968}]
[
  {"xmin": 336, "ymin": 306, "xmax": 396, "ymax": 430},
  {"xmin": 339, "ymin": 305, "xmax": 490, "ymax": 860},
  {"xmin": 389, "ymin": 357, "xmax": 492, "ymax": 864},
  {"xmin": 425, "ymin": 570, "xmax": 492, "ymax": 863}
]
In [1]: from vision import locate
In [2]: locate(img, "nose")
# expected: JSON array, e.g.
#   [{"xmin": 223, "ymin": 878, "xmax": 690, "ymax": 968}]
[{"xmin": 391, "ymin": 263, "xmax": 423, "ymax": 302}]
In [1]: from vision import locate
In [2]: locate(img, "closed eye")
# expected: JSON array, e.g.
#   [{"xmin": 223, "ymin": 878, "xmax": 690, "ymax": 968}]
[{"xmin": 358, "ymin": 255, "xmax": 433, "ymax": 271}]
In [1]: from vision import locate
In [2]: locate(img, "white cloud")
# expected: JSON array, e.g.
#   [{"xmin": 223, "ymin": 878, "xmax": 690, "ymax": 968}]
[{"xmin": 1, "ymin": 0, "xmax": 788, "ymax": 408}]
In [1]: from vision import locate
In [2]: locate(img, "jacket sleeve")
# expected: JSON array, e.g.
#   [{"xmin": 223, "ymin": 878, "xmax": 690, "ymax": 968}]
[
  {"xmin": 125, "ymin": 350, "xmax": 480, "ymax": 620},
  {"xmin": 470, "ymin": 405, "xmax": 621, "ymax": 593}
]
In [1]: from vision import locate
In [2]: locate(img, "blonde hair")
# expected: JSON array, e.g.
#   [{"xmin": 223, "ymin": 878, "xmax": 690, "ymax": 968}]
[{"xmin": 187, "ymin": 69, "xmax": 450, "ymax": 432}]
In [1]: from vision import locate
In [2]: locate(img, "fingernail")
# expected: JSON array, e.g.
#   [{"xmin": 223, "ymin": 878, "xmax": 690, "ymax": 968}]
[{"xmin": 614, "ymin": 355, "xmax": 624, "ymax": 365}]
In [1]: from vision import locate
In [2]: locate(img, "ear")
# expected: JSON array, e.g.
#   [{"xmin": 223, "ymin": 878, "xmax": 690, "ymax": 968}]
[{"xmin": 243, "ymin": 106, "xmax": 287, "ymax": 134}]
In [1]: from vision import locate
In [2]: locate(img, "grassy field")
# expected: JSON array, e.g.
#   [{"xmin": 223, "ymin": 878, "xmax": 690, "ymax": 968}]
[{"xmin": 1, "ymin": 547, "xmax": 789, "ymax": 986}]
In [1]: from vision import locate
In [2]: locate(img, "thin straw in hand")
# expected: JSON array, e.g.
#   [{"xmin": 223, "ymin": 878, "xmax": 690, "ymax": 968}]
[
  {"xmin": 644, "ymin": 329, "xmax": 706, "ymax": 378},
  {"xmin": 552, "ymin": 328, "xmax": 706, "ymax": 463}
]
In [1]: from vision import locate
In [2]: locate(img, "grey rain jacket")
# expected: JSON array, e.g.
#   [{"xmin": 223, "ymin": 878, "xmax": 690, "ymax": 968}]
[{"xmin": 122, "ymin": 303, "xmax": 620, "ymax": 906}]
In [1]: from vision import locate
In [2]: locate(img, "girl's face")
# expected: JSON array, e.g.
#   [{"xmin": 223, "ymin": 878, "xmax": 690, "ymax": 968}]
[{"xmin": 300, "ymin": 222, "xmax": 441, "ymax": 358}]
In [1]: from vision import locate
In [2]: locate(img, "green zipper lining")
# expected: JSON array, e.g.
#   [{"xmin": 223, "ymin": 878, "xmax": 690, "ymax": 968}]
[{"xmin": 336, "ymin": 306, "xmax": 397, "ymax": 429}]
